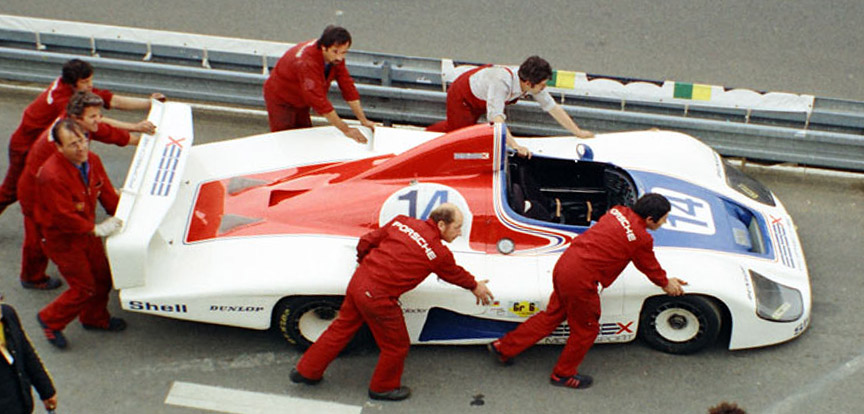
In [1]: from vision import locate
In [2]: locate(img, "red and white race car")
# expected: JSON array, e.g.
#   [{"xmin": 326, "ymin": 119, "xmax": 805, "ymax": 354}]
[{"xmin": 107, "ymin": 102, "xmax": 810, "ymax": 354}]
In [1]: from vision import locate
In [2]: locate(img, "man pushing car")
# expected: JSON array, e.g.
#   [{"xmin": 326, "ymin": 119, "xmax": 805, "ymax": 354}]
[
  {"xmin": 290, "ymin": 203, "xmax": 494, "ymax": 401},
  {"xmin": 488, "ymin": 193, "xmax": 688, "ymax": 389}
]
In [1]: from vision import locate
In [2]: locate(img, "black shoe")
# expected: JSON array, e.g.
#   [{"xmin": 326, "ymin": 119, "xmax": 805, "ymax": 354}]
[
  {"xmin": 36, "ymin": 314, "xmax": 67, "ymax": 349},
  {"xmin": 550, "ymin": 373, "xmax": 593, "ymax": 389},
  {"xmin": 369, "ymin": 386, "xmax": 411, "ymax": 401},
  {"xmin": 487, "ymin": 341, "xmax": 513, "ymax": 366},
  {"xmin": 82, "ymin": 317, "xmax": 127, "ymax": 332},
  {"xmin": 21, "ymin": 277, "xmax": 62, "ymax": 290},
  {"xmin": 289, "ymin": 368, "xmax": 321, "ymax": 385}
]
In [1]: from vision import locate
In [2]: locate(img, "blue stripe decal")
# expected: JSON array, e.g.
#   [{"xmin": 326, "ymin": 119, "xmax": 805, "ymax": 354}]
[
  {"xmin": 419, "ymin": 308, "xmax": 518, "ymax": 341},
  {"xmin": 150, "ymin": 143, "xmax": 182, "ymax": 197}
]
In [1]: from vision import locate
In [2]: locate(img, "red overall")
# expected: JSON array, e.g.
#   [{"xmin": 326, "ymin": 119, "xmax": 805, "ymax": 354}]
[
  {"xmin": 17, "ymin": 122, "xmax": 129, "ymax": 284},
  {"xmin": 0, "ymin": 80, "xmax": 112, "ymax": 213},
  {"xmin": 427, "ymin": 65, "xmax": 518, "ymax": 132},
  {"xmin": 495, "ymin": 206, "xmax": 669, "ymax": 377},
  {"xmin": 296, "ymin": 216, "xmax": 478, "ymax": 392},
  {"xmin": 263, "ymin": 39, "xmax": 360, "ymax": 132},
  {"xmin": 35, "ymin": 151, "xmax": 119, "ymax": 331}
]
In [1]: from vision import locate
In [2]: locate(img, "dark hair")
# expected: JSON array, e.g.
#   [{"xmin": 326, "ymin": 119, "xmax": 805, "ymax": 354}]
[
  {"xmin": 317, "ymin": 25, "xmax": 352, "ymax": 49},
  {"xmin": 429, "ymin": 204, "xmax": 458, "ymax": 224},
  {"xmin": 708, "ymin": 402, "xmax": 747, "ymax": 414},
  {"xmin": 52, "ymin": 118, "xmax": 85, "ymax": 146},
  {"xmin": 66, "ymin": 91, "xmax": 104, "ymax": 118},
  {"xmin": 61, "ymin": 59, "xmax": 94, "ymax": 86},
  {"xmin": 518, "ymin": 56, "xmax": 553, "ymax": 86},
  {"xmin": 632, "ymin": 193, "xmax": 671, "ymax": 222}
]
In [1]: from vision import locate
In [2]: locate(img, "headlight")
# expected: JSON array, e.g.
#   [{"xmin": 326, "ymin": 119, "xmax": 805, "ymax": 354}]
[{"xmin": 750, "ymin": 270, "xmax": 803, "ymax": 322}]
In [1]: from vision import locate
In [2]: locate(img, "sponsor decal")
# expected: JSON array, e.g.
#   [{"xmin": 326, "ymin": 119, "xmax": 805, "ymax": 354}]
[
  {"xmin": 509, "ymin": 301, "xmax": 540, "ymax": 318},
  {"xmin": 209, "ymin": 305, "xmax": 265, "ymax": 312},
  {"xmin": 454, "ymin": 152, "xmax": 489, "ymax": 160},
  {"xmin": 402, "ymin": 308, "xmax": 428, "ymax": 314},
  {"xmin": 129, "ymin": 300, "xmax": 188, "ymax": 313}
]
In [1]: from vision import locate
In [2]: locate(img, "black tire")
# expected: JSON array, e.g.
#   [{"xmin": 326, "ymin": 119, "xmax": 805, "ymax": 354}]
[
  {"xmin": 273, "ymin": 296, "xmax": 371, "ymax": 351},
  {"xmin": 638, "ymin": 295, "xmax": 722, "ymax": 355}
]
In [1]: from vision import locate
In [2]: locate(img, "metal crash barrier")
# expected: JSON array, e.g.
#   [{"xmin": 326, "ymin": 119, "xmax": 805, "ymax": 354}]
[{"xmin": 1, "ymin": 15, "xmax": 862, "ymax": 171}]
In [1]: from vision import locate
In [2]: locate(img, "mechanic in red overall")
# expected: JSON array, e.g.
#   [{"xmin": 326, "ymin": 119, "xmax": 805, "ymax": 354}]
[
  {"xmin": 0, "ymin": 58, "xmax": 161, "ymax": 216},
  {"xmin": 291, "ymin": 203, "xmax": 494, "ymax": 401},
  {"xmin": 33, "ymin": 119, "xmax": 125, "ymax": 349},
  {"xmin": 16, "ymin": 91, "xmax": 139, "ymax": 291},
  {"xmin": 427, "ymin": 56, "xmax": 594, "ymax": 157},
  {"xmin": 263, "ymin": 25, "xmax": 375, "ymax": 143},
  {"xmin": 488, "ymin": 193, "xmax": 687, "ymax": 389}
]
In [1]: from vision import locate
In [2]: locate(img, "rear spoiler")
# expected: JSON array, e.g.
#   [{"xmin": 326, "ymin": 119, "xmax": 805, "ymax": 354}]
[{"xmin": 106, "ymin": 101, "xmax": 194, "ymax": 289}]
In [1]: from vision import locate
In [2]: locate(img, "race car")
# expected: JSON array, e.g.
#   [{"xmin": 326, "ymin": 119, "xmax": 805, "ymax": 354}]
[{"xmin": 106, "ymin": 101, "xmax": 811, "ymax": 354}]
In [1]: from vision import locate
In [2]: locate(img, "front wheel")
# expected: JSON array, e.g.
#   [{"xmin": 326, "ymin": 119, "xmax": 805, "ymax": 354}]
[
  {"xmin": 638, "ymin": 295, "xmax": 722, "ymax": 355},
  {"xmin": 273, "ymin": 296, "xmax": 371, "ymax": 351}
]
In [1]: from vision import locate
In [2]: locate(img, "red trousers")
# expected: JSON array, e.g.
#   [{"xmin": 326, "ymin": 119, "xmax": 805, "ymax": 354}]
[
  {"xmin": 20, "ymin": 215, "xmax": 50, "ymax": 283},
  {"xmin": 263, "ymin": 86, "xmax": 312, "ymax": 132},
  {"xmin": 296, "ymin": 276, "xmax": 410, "ymax": 392},
  {"xmin": 0, "ymin": 148, "xmax": 27, "ymax": 214},
  {"xmin": 38, "ymin": 233, "xmax": 112, "ymax": 330},
  {"xmin": 496, "ymin": 273, "xmax": 601, "ymax": 377},
  {"xmin": 427, "ymin": 66, "xmax": 487, "ymax": 133}
]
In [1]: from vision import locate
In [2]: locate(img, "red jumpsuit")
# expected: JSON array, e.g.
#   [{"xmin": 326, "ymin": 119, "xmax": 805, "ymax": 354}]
[
  {"xmin": 263, "ymin": 40, "xmax": 360, "ymax": 132},
  {"xmin": 0, "ymin": 78, "xmax": 112, "ymax": 213},
  {"xmin": 17, "ymin": 121, "xmax": 130, "ymax": 284},
  {"xmin": 35, "ymin": 151, "xmax": 119, "ymax": 331},
  {"xmin": 495, "ymin": 206, "xmax": 669, "ymax": 377},
  {"xmin": 296, "ymin": 216, "xmax": 479, "ymax": 393}
]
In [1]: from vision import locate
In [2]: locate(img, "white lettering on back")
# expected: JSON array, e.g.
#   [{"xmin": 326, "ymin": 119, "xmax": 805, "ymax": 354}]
[
  {"xmin": 392, "ymin": 220, "xmax": 437, "ymax": 260},
  {"xmin": 610, "ymin": 208, "xmax": 637, "ymax": 242}
]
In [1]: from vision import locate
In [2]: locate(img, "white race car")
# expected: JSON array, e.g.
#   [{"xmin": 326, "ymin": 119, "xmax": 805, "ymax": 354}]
[{"xmin": 107, "ymin": 102, "xmax": 810, "ymax": 354}]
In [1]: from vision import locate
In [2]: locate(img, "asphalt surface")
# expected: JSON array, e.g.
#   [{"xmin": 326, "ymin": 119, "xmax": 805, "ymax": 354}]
[
  {"xmin": 2, "ymin": 0, "xmax": 864, "ymax": 101},
  {"xmin": 1, "ymin": 2, "xmax": 863, "ymax": 413}
]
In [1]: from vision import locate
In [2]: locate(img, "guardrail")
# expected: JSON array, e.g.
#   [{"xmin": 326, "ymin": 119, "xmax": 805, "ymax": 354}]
[{"xmin": 1, "ymin": 16, "xmax": 862, "ymax": 171}]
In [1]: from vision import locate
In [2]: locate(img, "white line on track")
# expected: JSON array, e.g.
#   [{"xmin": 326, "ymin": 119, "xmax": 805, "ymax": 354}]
[
  {"xmin": 762, "ymin": 349, "xmax": 864, "ymax": 414},
  {"xmin": 165, "ymin": 381, "xmax": 362, "ymax": 414}
]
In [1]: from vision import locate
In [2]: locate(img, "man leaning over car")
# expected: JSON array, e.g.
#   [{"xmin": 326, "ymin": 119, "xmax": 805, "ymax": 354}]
[{"xmin": 289, "ymin": 203, "xmax": 494, "ymax": 401}]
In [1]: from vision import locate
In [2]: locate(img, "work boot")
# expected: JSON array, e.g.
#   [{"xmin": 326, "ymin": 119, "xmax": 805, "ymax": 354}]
[
  {"xmin": 368, "ymin": 386, "xmax": 411, "ymax": 401},
  {"xmin": 487, "ymin": 340, "xmax": 513, "ymax": 366},
  {"xmin": 21, "ymin": 277, "xmax": 62, "ymax": 290},
  {"xmin": 36, "ymin": 314, "xmax": 67, "ymax": 349},
  {"xmin": 289, "ymin": 368, "xmax": 321, "ymax": 385},
  {"xmin": 549, "ymin": 373, "xmax": 593, "ymax": 389},
  {"xmin": 82, "ymin": 317, "xmax": 127, "ymax": 331}
]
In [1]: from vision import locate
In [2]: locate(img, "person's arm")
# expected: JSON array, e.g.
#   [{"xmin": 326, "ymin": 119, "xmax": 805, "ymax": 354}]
[
  {"xmin": 109, "ymin": 93, "xmax": 166, "ymax": 110},
  {"xmin": 491, "ymin": 115, "xmax": 531, "ymax": 158},
  {"xmin": 92, "ymin": 122, "xmax": 133, "ymax": 147},
  {"xmin": 92, "ymin": 157, "xmax": 119, "ymax": 215},
  {"xmin": 101, "ymin": 117, "xmax": 156, "ymax": 135},
  {"xmin": 322, "ymin": 110, "xmax": 368, "ymax": 143},
  {"xmin": 346, "ymin": 99, "xmax": 376, "ymax": 130},
  {"xmin": 547, "ymin": 105, "xmax": 594, "ymax": 138},
  {"xmin": 471, "ymin": 279, "xmax": 495, "ymax": 305},
  {"xmin": 632, "ymin": 238, "xmax": 686, "ymax": 295},
  {"xmin": 356, "ymin": 220, "xmax": 393, "ymax": 262}
]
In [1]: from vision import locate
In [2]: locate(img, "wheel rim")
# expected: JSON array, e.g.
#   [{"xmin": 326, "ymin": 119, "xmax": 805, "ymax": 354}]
[
  {"xmin": 654, "ymin": 307, "xmax": 701, "ymax": 343},
  {"xmin": 298, "ymin": 305, "xmax": 338, "ymax": 342}
]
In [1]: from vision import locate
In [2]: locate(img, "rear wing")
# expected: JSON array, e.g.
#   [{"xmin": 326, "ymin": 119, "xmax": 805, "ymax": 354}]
[{"xmin": 106, "ymin": 101, "xmax": 194, "ymax": 289}]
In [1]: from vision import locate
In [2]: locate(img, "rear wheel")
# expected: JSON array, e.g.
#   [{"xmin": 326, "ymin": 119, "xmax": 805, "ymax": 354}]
[
  {"xmin": 638, "ymin": 295, "xmax": 722, "ymax": 354},
  {"xmin": 273, "ymin": 296, "xmax": 371, "ymax": 351}
]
